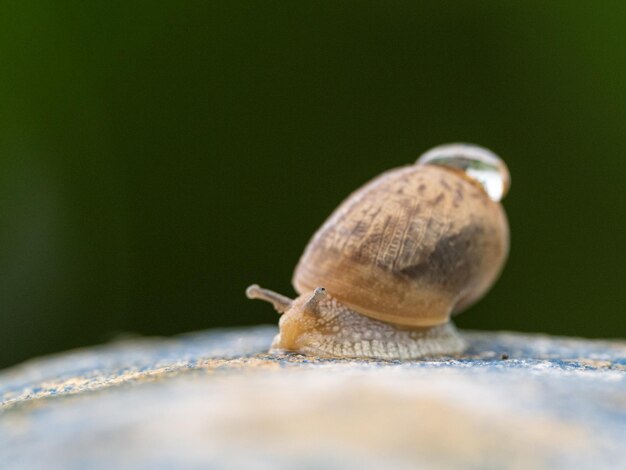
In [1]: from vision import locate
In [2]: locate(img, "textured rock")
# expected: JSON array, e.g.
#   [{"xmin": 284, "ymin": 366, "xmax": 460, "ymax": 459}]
[{"xmin": 1, "ymin": 327, "xmax": 625, "ymax": 469}]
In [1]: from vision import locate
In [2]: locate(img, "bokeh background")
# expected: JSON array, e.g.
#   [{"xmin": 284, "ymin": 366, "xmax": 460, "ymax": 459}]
[{"xmin": 2, "ymin": 1, "xmax": 626, "ymax": 369}]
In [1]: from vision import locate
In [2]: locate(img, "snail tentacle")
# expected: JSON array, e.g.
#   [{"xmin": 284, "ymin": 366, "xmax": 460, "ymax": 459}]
[
  {"xmin": 246, "ymin": 284, "xmax": 292, "ymax": 314},
  {"xmin": 303, "ymin": 287, "xmax": 326, "ymax": 314}
]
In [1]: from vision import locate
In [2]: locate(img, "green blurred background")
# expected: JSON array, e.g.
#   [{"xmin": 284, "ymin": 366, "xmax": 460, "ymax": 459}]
[{"xmin": 1, "ymin": 1, "xmax": 625, "ymax": 369}]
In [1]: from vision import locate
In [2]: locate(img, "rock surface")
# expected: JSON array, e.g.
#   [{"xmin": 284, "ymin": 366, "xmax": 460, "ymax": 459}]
[{"xmin": 1, "ymin": 326, "xmax": 625, "ymax": 469}]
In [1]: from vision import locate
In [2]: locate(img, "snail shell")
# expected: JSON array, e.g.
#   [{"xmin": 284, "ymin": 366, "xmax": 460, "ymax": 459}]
[
  {"xmin": 247, "ymin": 143, "xmax": 510, "ymax": 359},
  {"xmin": 293, "ymin": 161, "xmax": 509, "ymax": 328}
]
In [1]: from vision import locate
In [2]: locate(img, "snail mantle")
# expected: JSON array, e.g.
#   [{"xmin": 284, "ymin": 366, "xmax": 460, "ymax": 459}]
[{"xmin": 1, "ymin": 326, "xmax": 626, "ymax": 469}]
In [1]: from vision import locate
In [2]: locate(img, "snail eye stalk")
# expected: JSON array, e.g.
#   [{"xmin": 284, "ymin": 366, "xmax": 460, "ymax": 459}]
[
  {"xmin": 246, "ymin": 285, "xmax": 292, "ymax": 314},
  {"xmin": 303, "ymin": 287, "xmax": 327, "ymax": 315}
]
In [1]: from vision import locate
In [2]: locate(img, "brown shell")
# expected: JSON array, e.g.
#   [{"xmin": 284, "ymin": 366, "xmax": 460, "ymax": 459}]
[{"xmin": 292, "ymin": 164, "xmax": 509, "ymax": 327}]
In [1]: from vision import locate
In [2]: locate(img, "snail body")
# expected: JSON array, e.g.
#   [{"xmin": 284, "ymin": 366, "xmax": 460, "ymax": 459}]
[{"xmin": 247, "ymin": 144, "xmax": 510, "ymax": 360}]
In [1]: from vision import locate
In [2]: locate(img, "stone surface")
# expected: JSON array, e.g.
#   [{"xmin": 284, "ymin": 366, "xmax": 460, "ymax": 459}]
[{"xmin": 1, "ymin": 326, "xmax": 625, "ymax": 469}]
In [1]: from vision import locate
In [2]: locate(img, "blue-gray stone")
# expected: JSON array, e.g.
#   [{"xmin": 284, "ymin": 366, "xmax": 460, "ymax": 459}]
[{"xmin": 1, "ymin": 327, "xmax": 625, "ymax": 469}]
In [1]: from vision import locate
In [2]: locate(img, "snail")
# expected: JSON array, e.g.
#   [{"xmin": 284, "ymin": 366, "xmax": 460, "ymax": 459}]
[{"xmin": 247, "ymin": 143, "xmax": 510, "ymax": 360}]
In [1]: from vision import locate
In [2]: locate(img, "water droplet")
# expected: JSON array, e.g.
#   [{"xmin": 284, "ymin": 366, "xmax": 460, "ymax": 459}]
[{"xmin": 416, "ymin": 143, "xmax": 510, "ymax": 201}]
